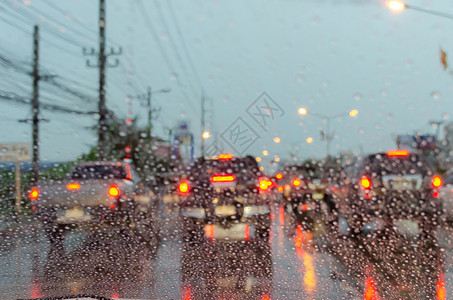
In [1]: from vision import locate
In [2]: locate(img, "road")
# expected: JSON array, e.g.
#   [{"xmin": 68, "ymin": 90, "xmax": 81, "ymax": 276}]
[{"xmin": 0, "ymin": 204, "xmax": 452, "ymax": 299}]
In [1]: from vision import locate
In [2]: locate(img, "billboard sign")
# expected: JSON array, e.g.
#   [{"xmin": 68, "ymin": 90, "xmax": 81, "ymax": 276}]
[{"xmin": 0, "ymin": 143, "xmax": 31, "ymax": 162}]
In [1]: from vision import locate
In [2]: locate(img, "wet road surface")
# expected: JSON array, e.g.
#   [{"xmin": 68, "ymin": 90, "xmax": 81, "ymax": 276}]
[{"xmin": 1, "ymin": 205, "xmax": 452, "ymax": 299}]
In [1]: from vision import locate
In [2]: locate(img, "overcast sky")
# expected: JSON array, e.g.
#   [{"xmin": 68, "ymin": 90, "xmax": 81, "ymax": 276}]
[{"xmin": 1, "ymin": 0, "xmax": 453, "ymax": 168}]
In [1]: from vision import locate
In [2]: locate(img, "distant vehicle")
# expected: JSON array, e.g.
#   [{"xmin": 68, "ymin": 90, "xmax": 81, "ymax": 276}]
[
  {"xmin": 439, "ymin": 171, "xmax": 453, "ymax": 223},
  {"xmin": 277, "ymin": 163, "xmax": 333, "ymax": 231},
  {"xmin": 331, "ymin": 150, "xmax": 442, "ymax": 234},
  {"xmin": 178, "ymin": 154, "xmax": 272, "ymax": 244},
  {"xmin": 30, "ymin": 161, "xmax": 159, "ymax": 245}
]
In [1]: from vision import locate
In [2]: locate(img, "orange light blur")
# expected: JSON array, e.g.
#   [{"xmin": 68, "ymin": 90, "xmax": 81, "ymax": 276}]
[
  {"xmin": 182, "ymin": 285, "xmax": 192, "ymax": 300},
  {"xmin": 279, "ymin": 205, "xmax": 285, "ymax": 224},
  {"xmin": 210, "ymin": 175, "xmax": 235, "ymax": 182},
  {"xmin": 29, "ymin": 188, "xmax": 39, "ymax": 200},
  {"xmin": 275, "ymin": 173, "xmax": 283, "ymax": 180},
  {"xmin": 244, "ymin": 224, "xmax": 250, "ymax": 242},
  {"xmin": 66, "ymin": 183, "xmax": 81, "ymax": 190},
  {"xmin": 108, "ymin": 185, "xmax": 120, "ymax": 197},
  {"xmin": 388, "ymin": 0, "xmax": 405, "ymax": 12},
  {"xmin": 178, "ymin": 182, "xmax": 190, "ymax": 194},
  {"xmin": 360, "ymin": 176, "xmax": 371, "ymax": 189},
  {"xmin": 259, "ymin": 179, "xmax": 269, "ymax": 190},
  {"xmin": 278, "ymin": 186, "xmax": 283, "ymax": 192},
  {"xmin": 437, "ymin": 273, "xmax": 446, "ymax": 300},
  {"xmin": 364, "ymin": 278, "xmax": 379, "ymax": 300},
  {"xmin": 292, "ymin": 178, "xmax": 301, "ymax": 187},
  {"xmin": 218, "ymin": 153, "xmax": 233, "ymax": 160},
  {"xmin": 432, "ymin": 175, "xmax": 442, "ymax": 188},
  {"xmin": 205, "ymin": 224, "xmax": 215, "ymax": 241},
  {"xmin": 386, "ymin": 149, "xmax": 409, "ymax": 157}
]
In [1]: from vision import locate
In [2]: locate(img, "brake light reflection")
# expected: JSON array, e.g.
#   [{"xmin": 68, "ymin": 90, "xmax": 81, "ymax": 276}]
[
  {"xmin": 437, "ymin": 272, "xmax": 446, "ymax": 300},
  {"xmin": 364, "ymin": 277, "xmax": 379, "ymax": 300},
  {"xmin": 244, "ymin": 224, "xmax": 250, "ymax": 242},
  {"xmin": 205, "ymin": 224, "xmax": 215, "ymax": 242}
]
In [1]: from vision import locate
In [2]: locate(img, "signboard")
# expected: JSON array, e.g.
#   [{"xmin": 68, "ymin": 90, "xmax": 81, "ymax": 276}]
[
  {"xmin": 396, "ymin": 135, "xmax": 437, "ymax": 151},
  {"xmin": 0, "ymin": 143, "xmax": 31, "ymax": 162}
]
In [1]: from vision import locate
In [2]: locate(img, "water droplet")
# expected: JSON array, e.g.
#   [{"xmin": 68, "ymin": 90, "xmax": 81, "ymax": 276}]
[
  {"xmin": 296, "ymin": 75, "xmax": 304, "ymax": 83},
  {"xmin": 381, "ymin": 89, "xmax": 388, "ymax": 97},
  {"xmin": 431, "ymin": 91, "xmax": 441, "ymax": 99},
  {"xmin": 353, "ymin": 93, "xmax": 362, "ymax": 100}
]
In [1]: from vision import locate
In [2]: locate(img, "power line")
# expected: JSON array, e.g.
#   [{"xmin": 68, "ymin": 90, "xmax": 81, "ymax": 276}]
[
  {"xmin": 0, "ymin": 90, "xmax": 96, "ymax": 115},
  {"xmin": 152, "ymin": 0, "xmax": 198, "ymax": 97},
  {"xmin": 0, "ymin": 0, "xmax": 84, "ymax": 49},
  {"xmin": 166, "ymin": 0, "xmax": 205, "ymax": 95},
  {"xmin": 135, "ymin": 0, "xmax": 199, "ymax": 115}
]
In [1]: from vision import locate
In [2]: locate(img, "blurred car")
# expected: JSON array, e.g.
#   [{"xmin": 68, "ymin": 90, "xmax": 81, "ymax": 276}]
[
  {"xmin": 439, "ymin": 171, "xmax": 453, "ymax": 223},
  {"xmin": 276, "ymin": 162, "xmax": 333, "ymax": 231},
  {"xmin": 30, "ymin": 161, "xmax": 159, "ymax": 245},
  {"xmin": 178, "ymin": 154, "xmax": 272, "ymax": 244},
  {"xmin": 331, "ymin": 150, "xmax": 442, "ymax": 234}
]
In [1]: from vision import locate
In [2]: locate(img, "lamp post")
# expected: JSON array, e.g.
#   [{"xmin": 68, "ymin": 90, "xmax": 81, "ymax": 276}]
[
  {"xmin": 387, "ymin": 1, "xmax": 453, "ymax": 20},
  {"xmin": 298, "ymin": 108, "xmax": 358, "ymax": 158}
]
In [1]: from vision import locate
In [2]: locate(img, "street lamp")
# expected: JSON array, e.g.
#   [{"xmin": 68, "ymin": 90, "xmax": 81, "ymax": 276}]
[
  {"xmin": 387, "ymin": 1, "xmax": 453, "ymax": 20},
  {"xmin": 299, "ymin": 108, "xmax": 358, "ymax": 157},
  {"xmin": 202, "ymin": 131, "xmax": 211, "ymax": 139},
  {"xmin": 388, "ymin": 1, "xmax": 405, "ymax": 12}
]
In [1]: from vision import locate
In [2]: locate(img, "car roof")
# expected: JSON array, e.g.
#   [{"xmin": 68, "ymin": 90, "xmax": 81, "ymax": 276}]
[{"xmin": 75, "ymin": 161, "xmax": 125, "ymax": 167}]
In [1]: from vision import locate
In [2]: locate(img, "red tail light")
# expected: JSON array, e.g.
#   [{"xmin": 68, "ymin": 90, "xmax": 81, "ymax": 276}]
[
  {"xmin": 432, "ymin": 175, "xmax": 442, "ymax": 188},
  {"xmin": 218, "ymin": 153, "xmax": 233, "ymax": 160},
  {"xmin": 259, "ymin": 178, "xmax": 272, "ymax": 190},
  {"xmin": 386, "ymin": 149, "xmax": 409, "ymax": 157},
  {"xmin": 210, "ymin": 175, "xmax": 235, "ymax": 183},
  {"xmin": 275, "ymin": 173, "xmax": 283, "ymax": 180},
  {"xmin": 66, "ymin": 183, "xmax": 81, "ymax": 190},
  {"xmin": 108, "ymin": 185, "xmax": 120, "ymax": 197},
  {"xmin": 178, "ymin": 182, "xmax": 190, "ymax": 194},
  {"xmin": 360, "ymin": 176, "xmax": 371, "ymax": 189},
  {"xmin": 29, "ymin": 188, "xmax": 39, "ymax": 200},
  {"xmin": 292, "ymin": 178, "xmax": 301, "ymax": 187}
]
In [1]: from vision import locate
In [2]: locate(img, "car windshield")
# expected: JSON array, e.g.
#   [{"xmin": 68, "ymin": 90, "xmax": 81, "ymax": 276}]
[{"xmin": 1, "ymin": 1, "xmax": 453, "ymax": 299}]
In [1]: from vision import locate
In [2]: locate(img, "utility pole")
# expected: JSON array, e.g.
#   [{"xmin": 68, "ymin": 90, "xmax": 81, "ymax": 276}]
[
  {"xmin": 147, "ymin": 87, "xmax": 152, "ymax": 137},
  {"xmin": 31, "ymin": 25, "xmax": 40, "ymax": 185},
  {"xmin": 84, "ymin": 0, "xmax": 121, "ymax": 161},
  {"xmin": 201, "ymin": 93, "xmax": 206, "ymax": 156},
  {"xmin": 131, "ymin": 87, "xmax": 170, "ymax": 139}
]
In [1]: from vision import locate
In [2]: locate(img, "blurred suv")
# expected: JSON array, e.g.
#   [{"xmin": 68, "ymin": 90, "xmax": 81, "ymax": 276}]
[
  {"xmin": 277, "ymin": 163, "xmax": 332, "ymax": 231},
  {"xmin": 177, "ymin": 154, "xmax": 273, "ymax": 244},
  {"xmin": 331, "ymin": 150, "xmax": 442, "ymax": 234}
]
